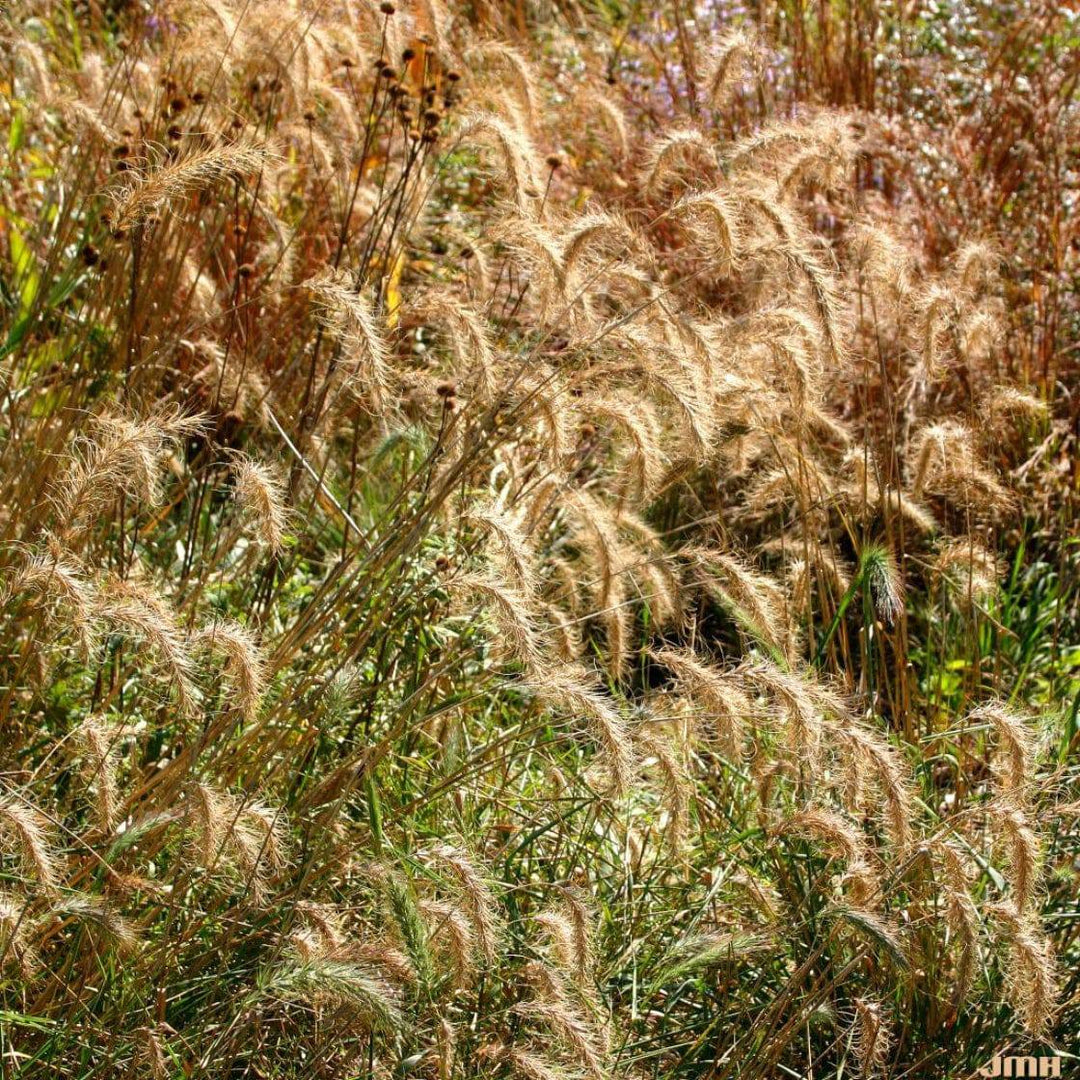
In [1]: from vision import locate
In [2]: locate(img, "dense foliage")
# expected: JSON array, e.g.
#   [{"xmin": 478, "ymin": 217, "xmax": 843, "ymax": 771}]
[{"xmin": 0, "ymin": 1, "xmax": 1077, "ymax": 1076}]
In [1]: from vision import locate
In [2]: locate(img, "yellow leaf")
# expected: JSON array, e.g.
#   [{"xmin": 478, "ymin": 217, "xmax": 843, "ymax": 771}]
[{"xmin": 385, "ymin": 250, "xmax": 405, "ymax": 329}]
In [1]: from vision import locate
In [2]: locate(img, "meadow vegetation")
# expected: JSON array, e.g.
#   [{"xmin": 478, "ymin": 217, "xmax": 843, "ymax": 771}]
[{"xmin": 0, "ymin": 0, "xmax": 1078, "ymax": 1076}]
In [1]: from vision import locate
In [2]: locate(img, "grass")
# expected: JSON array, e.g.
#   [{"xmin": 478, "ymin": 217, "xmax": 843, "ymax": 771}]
[{"xmin": 0, "ymin": 0, "xmax": 1077, "ymax": 1077}]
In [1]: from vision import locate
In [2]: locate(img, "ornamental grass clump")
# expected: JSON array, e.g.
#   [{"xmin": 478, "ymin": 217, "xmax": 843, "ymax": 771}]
[{"xmin": 0, "ymin": 1, "xmax": 1076, "ymax": 1076}]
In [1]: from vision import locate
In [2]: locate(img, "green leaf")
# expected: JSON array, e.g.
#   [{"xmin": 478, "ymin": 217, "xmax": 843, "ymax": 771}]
[
  {"xmin": 366, "ymin": 773, "xmax": 384, "ymax": 852},
  {"xmin": 9, "ymin": 225, "xmax": 40, "ymax": 317},
  {"xmin": 8, "ymin": 106, "xmax": 25, "ymax": 153},
  {"xmin": 0, "ymin": 1010, "xmax": 55, "ymax": 1031}
]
